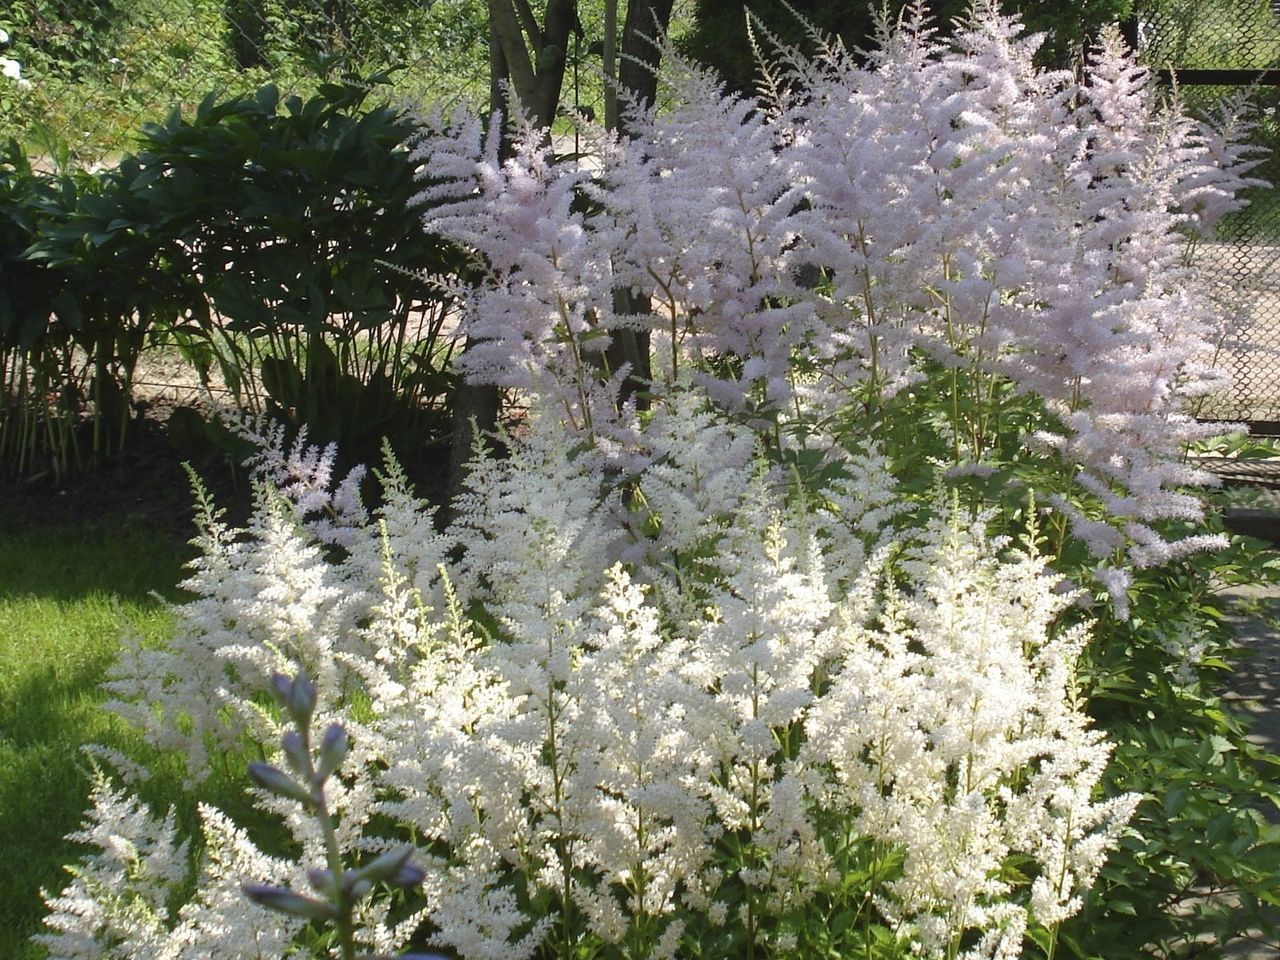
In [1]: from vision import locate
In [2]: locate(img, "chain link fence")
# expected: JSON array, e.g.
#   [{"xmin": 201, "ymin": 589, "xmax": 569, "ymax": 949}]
[{"xmin": 1131, "ymin": 0, "xmax": 1280, "ymax": 426}]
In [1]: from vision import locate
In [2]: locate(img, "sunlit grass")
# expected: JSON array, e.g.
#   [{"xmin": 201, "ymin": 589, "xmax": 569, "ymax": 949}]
[{"xmin": 0, "ymin": 520, "xmax": 266, "ymax": 960}]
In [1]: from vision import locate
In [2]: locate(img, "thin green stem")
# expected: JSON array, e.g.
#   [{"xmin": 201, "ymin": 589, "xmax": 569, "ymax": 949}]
[{"xmin": 300, "ymin": 723, "xmax": 357, "ymax": 960}]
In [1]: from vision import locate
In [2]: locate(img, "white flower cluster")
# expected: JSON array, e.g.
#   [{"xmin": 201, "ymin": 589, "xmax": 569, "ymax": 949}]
[
  {"xmin": 1, "ymin": 28, "xmax": 31, "ymax": 90},
  {"xmin": 409, "ymin": 4, "xmax": 1259, "ymax": 590},
  {"xmin": 48, "ymin": 389, "xmax": 1136, "ymax": 959},
  {"xmin": 36, "ymin": 774, "xmax": 305, "ymax": 960},
  {"xmin": 44, "ymin": 4, "xmax": 1254, "ymax": 956}
]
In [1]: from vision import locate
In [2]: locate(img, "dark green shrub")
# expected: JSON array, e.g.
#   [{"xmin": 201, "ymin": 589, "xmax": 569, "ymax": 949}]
[
  {"xmin": 0, "ymin": 138, "xmax": 170, "ymax": 480},
  {"xmin": 257, "ymin": 0, "xmax": 439, "ymax": 63},
  {"xmin": 2, "ymin": 73, "xmax": 465, "ymax": 483},
  {"xmin": 0, "ymin": 140, "xmax": 77, "ymax": 479},
  {"xmin": 1058, "ymin": 533, "xmax": 1280, "ymax": 958},
  {"xmin": 118, "ymin": 74, "xmax": 465, "ymax": 472}
]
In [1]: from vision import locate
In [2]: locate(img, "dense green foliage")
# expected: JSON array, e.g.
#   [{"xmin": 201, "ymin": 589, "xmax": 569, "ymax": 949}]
[
  {"xmin": 0, "ymin": 0, "xmax": 122, "ymax": 78},
  {"xmin": 1076, "ymin": 550, "xmax": 1280, "ymax": 955},
  {"xmin": 0, "ymin": 142, "xmax": 154, "ymax": 478},
  {"xmin": 0, "ymin": 0, "xmax": 495, "ymax": 161},
  {"xmin": 0, "ymin": 76, "xmax": 466, "ymax": 482},
  {"xmin": 110, "ymin": 75, "xmax": 467, "ymax": 471}
]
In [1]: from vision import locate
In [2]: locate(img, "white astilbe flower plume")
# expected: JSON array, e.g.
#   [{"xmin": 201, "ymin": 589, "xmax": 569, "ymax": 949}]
[
  {"xmin": 103, "ymin": 438, "xmax": 455, "ymax": 784},
  {"xmin": 570, "ymin": 566, "xmax": 712, "ymax": 953},
  {"xmin": 104, "ymin": 481, "xmax": 355, "ymax": 783},
  {"xmin": 51, "ymin": 6, "xmax": 1207, "ymax": 958},
  {"xmin": 65, "ymin": 389, "xmax": 1137, "ymax": 958},
  {"xmin": 38, "ymin": 774, "xmax": 190, "ymax": 960},
  {"xmin": 628, "ymin": 386, "xmax": 758, "ymax": 571},
  {"xmin": 450, "ymin": 403, "xmax": 621, "ymax": 624},
  {"xmin": 410, "ymin": 106, "xmax": 627, "ymax": 433},
  {"xmin": 411, "ymin": 3, "xmax": 1258, "ymax": 593},
  {"xmin": 804, "ymin": 505, "xmax": 1136, "ymax": 954},
  {"xmin": 165, "ymin": 806, "xmax": 306, "ymax": 960},
  {"xmin": 37, "ymin": 777, "xmax": 305, "ymax": 960},
  {"xmin": 227, "ymin": 412, "xmax": 368, "ymax": 546}
]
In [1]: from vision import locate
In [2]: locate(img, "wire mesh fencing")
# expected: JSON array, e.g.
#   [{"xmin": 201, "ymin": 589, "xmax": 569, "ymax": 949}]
[{"xmin": 1132, "ymin": 0, "xmax": 1280, "ymax": 426}]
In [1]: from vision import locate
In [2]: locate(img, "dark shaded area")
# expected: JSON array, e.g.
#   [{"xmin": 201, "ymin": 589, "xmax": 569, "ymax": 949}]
[
  {"xmin": 0, "ymin": 413, "xmax": 224, "ymax": 542},
  {"xmin": 0, "ymin": 406, "xmax": 451, "ymax": 545},
  {"xmin": 677, "ymin": 0, "xmax": 1134, "ymax": 97}
]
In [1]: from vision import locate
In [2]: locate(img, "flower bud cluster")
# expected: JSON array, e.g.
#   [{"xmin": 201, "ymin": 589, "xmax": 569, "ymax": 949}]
[{"xmin": 243, "ymin": 671, "xmax": 423, "ymax": 958}]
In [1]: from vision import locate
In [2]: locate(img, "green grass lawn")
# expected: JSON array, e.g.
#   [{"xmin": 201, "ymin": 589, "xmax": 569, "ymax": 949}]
[{"xmin": 0, "ymin": 521, "xmax": 192, "ymax": 959}]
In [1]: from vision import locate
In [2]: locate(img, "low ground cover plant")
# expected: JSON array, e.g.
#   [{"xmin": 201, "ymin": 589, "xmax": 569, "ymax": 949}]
[
  {"xmin": 0, "ymin": 521, "xmax": 192, "ymax": 960},
  {"xmin": 33, "ymin": 4, "xmax": 1280, "ymax": 959}
]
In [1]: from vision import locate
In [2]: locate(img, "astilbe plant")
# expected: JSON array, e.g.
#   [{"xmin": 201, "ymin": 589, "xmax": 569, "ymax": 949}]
[
  {"xmin": 45, "ymin": 388, "xmax": 1135, "ymax": 960},
  {"xmin": 39, "ymin": 3, "xmax": 1261, "ymax": 959},
  {"xmin": 407, "ymin": 1, "xmax": 1260, "ymax": 608}
]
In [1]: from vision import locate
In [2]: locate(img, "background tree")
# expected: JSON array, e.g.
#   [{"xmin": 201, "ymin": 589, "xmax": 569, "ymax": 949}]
[
  {"xmin": 445, "ymin": 0, "xmax": 586, "ymax": 507},
  {"xmin": 678, "ymin": 0, "xmax": 1137, "ymax": 95},
  {"xmin": 447, "ymin": 0, "xmax": 676, "ymax": 503},
  {"xmin": 605, "ymin": 0, "xmax": 675, "ymax": 403}
]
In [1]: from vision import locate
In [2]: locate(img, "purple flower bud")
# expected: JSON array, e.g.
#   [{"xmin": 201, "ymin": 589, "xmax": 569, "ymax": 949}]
[
  {"xmin": 242, "ymin": 882, "xmax": 339, "ymax": 921},
  {"xmin": 286, "ymin": 672, "xmax": 318, "ymax": 726},
  {"xmin": 307, "ymin": 867, "xmax": 337, "ymax": 896},
  {"xmin": 313, "ymin": 723, "xmax": 348, "ymax": 785},
  {"xmin": 270, "ymin": 672, "xmax": 293, "ymax": 705},
  {"xmin": 390, "ymin": 863, "xmax": 425, "ymax": 889},
  {"xmin": 281, "ymin": 731, "xmax": 309, "ymax": 775},
  {"xmin": 247, "ymin": 762, "xmax": 313, "ymax": 807},
  {"xmin": 350, "ymin": 845, "xmax": 413, "ymax": 886}
]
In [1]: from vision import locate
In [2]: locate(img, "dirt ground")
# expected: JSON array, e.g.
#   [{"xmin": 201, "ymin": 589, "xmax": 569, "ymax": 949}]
[{"xmin": 0, "ymin": 348, "xmax": 451, "ymax": 539}]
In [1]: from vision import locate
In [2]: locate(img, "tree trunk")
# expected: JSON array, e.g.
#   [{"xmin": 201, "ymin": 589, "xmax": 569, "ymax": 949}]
[
  {"xmin": 445, "ymin": 0, "xmax": 583, "ymax": 516},
  {"xmin": 443, "ymin": 21, "xmax": 512, "ymax": 520},
  {"xmin": 605, "ymin": 0, "xmax": 675, "ymax": 408},
  {"xmin": 618, "ymin": 0, "xmax": 675, "ymax": 120}
]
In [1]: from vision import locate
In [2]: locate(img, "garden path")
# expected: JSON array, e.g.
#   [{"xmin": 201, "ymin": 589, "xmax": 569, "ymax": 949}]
[
  {"xmin": 1221, "ymin": 583, "xmax": 1280, "ymax": 959},
  {"xmin": 1223, "ymin": 584, "xmax": 1280, "ymax": 759}
]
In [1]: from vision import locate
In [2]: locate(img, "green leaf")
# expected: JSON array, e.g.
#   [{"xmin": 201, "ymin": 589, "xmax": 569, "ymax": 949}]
[{"xmin": 255, "ymin": 83, "xmax": 280, "ymax": 114}]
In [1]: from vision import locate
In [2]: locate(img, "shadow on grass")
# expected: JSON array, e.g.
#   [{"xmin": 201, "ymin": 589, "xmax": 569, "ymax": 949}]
[
  {"xmin": 0, "ymin": 518, "xmax": 194, "ymax": 605},
  {"xmin": 0, "ymin": 519, "xmax": 195, "ymax": 959}
]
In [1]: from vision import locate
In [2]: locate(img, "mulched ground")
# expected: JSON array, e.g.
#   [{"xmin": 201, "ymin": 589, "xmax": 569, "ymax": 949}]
[
  {"xmin": 0, "ymin": 408, "xmax": 451, "ymax": 543},
  {"xmin": 0, "ymin": 416, "xmax": 226, "ymax": 542}
]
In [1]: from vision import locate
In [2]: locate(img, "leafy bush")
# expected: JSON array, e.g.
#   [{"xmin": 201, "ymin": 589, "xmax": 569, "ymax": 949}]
[
  {"xmin": 0, "ymin": 140, "xmax": 71, "ymax": 477},
  {"xmin": 35, "ymin": 7, "xmax": 1280, "ymax": 960},
  {"xmin": 1065, "ymin": 538, "xmax": 1280, "ymax": 955},
  {"xmin": 0, "ymin": 138, "xmax": 173, "ymax": 478},
  {"xmin": 0, "ymin": 0, "xmax": 121, "ymax": 79},
  {"xmin": 0, "ymin": 74, "xmax": 465, "ymax": 481},
  {"xmin": 113, "ymin": 74, "xmax": 466, "ymax": 470}
]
